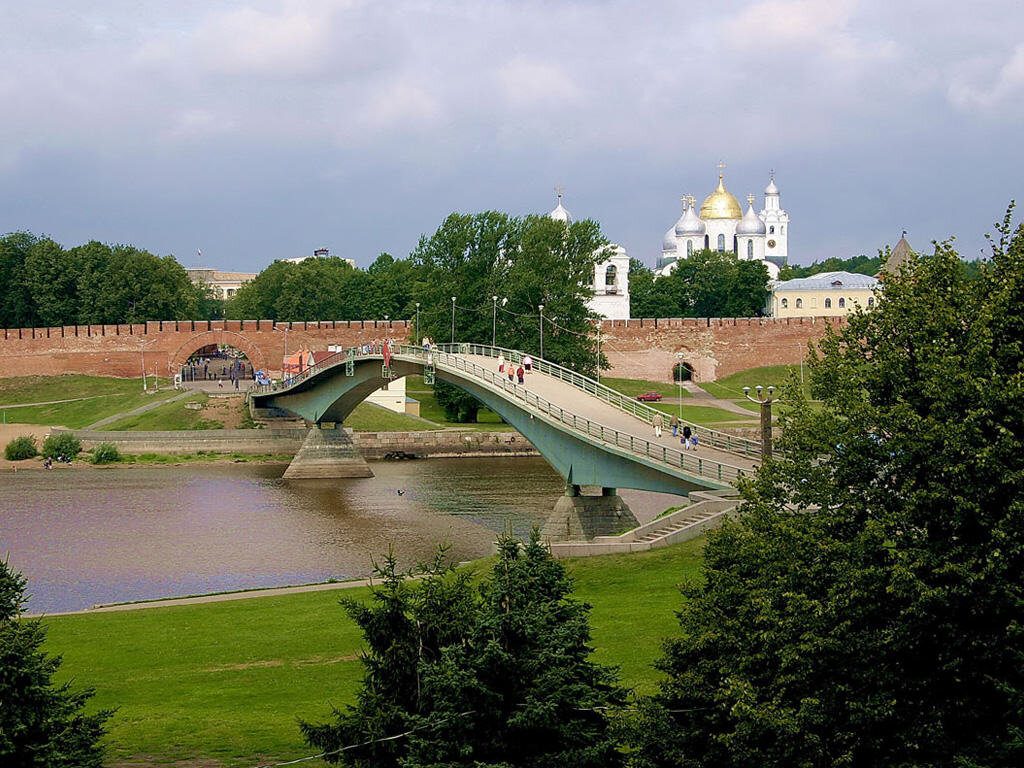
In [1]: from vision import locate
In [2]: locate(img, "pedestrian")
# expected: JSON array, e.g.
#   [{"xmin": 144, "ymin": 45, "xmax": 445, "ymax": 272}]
[
  {"xmin": 652, "ymin": 412, "xmax": 663, "ymax": 438},
  {"xmin": 523, "ymin": 354, "xmax": 533, "ymax": 371},
  {"xmin": 682, "ymin": 424, "xmax": 692, "ymax": 450},
  {"xmin": 218, "ymin": 378, "xmax": 224, "ymax": 389},
  {"xmin": 234, "ymin": 377, "xmax": 239, "ymax": 390},
  {"xmin": 508, "ymin": 364, "xmax": 515, "ymax": 382},
  {"xmin": 690, "ymin": 433, "xmax": 699, "ymax": 451},
  {"xmin": 497, "ymin": 353, "xmax": 505, "ymax": 373},
  {"xmin": 517, "ymin": 365, "xmax": 525, "ymax": 384},
  {"xmin": 670, "ymin": 413, "xmax": 679, "ymax": 437}
]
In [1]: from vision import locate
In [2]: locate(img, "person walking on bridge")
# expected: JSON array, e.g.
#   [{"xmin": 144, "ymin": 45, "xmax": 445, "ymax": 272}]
[
  {"xmin": 682, "ymin": 424, "xmax": 692, "ymax": 450},
  {"xmin": 517, "ymin": 364, "xmax": 525, "ymax": 384},
  {"xmin": 670, "ymin": 413, "xmax": 679, "ymax": 437},
  {"xmin": 523, "ymin": 354, "xmax": 533, "ymax": 372},
  {"xmin": 497, "ymin": 353, "xmax": 505, "ymax": 373},
  {"xmin": 652, "ymin": 412, "xmax": 664, "ymax": 438}
]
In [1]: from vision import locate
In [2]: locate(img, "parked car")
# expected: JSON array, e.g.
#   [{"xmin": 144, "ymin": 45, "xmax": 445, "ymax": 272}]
[{"xmin": 636, "ymin": 391, "xmax": 663, "ymax": 402}]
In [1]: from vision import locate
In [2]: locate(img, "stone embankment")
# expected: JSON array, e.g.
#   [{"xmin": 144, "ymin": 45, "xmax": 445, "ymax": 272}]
[{"xmin": 57, "ymin": 427, "xmax": 539, "ymax": 460}]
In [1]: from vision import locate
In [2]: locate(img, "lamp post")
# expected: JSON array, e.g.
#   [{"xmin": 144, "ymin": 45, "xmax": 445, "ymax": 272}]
[
  {"xmin": 415, "ymin": 302, "xmax": 420, "ymax": 343},
  {"xmin": 137, "ymin": 338, "xmax": 157, "ymax": 392},
  {"xmin": 596, "ymin": 324, "xmax": 602, "ymax": 383},
  {"xmin": 743, "ymin": 385, "xmax": 776, "ymax": 458},
  {"xmin": 450, "ymin": 297, "xmax": 456, "ymax": 343},
  {"xmin": 492, "ymin": 295, "xmax": 498, "ymax": 347},
  {"xmin": 538, "ymin": 304, "xmax": 544, "ymax": 359},
  {"xmin": 675, "ymin": 353, "xmax": 686, "ymax": 422}
]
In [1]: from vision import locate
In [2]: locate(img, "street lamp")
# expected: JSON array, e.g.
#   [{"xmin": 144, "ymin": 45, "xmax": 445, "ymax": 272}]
[
  {"xmin": 675, "ymin": 352, "xmax": 686, "ymax": 422},
  {"xmin": 137, "ymin": 338, "xmax": 157, "ymax": 392},
  {"xmin": 415, "ymin": 302, "xmax": 421, "ymax": 343},
  {"xmin": 743, "ymin": 385, "xmax": 776, "ymax": 458},
  {"xmin": 538, "ymin": 304, "xmax": 544, "ymax": 359},
  {"xmin": 596, "ymin": 323, "xmax": 602, "ymax": 383},
  {"xmin": 492, "ymin": 295, "xmax": 498, "ymax": 347},
  {"xmin": 451, "ymin": 297, "xmax": 456, "ymax": 343}
]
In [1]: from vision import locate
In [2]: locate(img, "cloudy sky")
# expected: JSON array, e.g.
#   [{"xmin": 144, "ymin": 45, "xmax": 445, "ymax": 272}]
[{"xmin": 2, "ymin": 0, "xmax": 1022, "ymax": 270}]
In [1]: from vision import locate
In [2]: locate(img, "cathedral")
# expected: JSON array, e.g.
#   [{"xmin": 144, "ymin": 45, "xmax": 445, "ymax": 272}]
[{"xmin": 657, "ymin": 167, "xmax": 789, "ymax": 279}]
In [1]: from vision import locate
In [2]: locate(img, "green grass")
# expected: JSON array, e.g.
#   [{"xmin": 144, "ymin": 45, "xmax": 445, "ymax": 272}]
[
  {"xmin": 648, "ymin": 403, "xmax": 755, "ymax": 425},
  {"xmin": 43, "ymin": 538, "xmax": 705, "ymax": 766},
  {"xmin": 87, "ymin": 451, "xmax": 294, "ymax": 465},
  {"xmin": 405, "ymin": 375, "xmax": 516, "ymax": 431},
  {"xmin": 0, "ymin": 374, "xmax": 167, "ymax": 406},
  {"xmin": 342, "ymin": 402, "xmax": 444, "ymax": 432},
  {"xmin": 599, "ymin": 376, "xmax": 691, "ymax": 399},
  {"xmin": 699, "ymin": 364, "xmax": 809, "ymax": 399},
  {"xmin": 2, "ymin": 389, "xmax": 182, "ymax": 429},
  {"xmin": 100, "ymin": 394, "xmax": 214, "ymax": 431}
]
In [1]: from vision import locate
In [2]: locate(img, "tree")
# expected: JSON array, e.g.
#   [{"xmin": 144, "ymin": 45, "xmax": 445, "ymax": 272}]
[
  {"xmin": 302, "ymin": 534, "xmax": 625, "ymax": 768},
  {"xmin": 631, "ymin": 250, "xmax": 769, "ymax": 319},
  {"xmin": 0, "ymin": 558, "xmax": 113, "ymax": 767},
  {"xmin": 627, "ymin": 210, "xmax": 1024, "ymax": 767}
]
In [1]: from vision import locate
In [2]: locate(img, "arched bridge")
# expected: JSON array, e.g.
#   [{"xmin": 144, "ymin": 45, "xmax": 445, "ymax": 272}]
[{"xmin": 251, "ymin": 343, "xmax": 760, "ymax": 498}]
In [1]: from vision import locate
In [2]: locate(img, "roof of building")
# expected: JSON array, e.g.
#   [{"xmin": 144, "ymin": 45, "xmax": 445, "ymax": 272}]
[
  {"xmin": 699, "ymin": 173, "xmax": 743, "ymax": 219},
  {"xmin": 185, "ymin": 269, "xmax": 258, "ymax": 282},
  {"xmin": 882, "ymin": 235, "xmax": 914, "ymax": 275},
  {"xmin": 771, "ymin": 270, "xmax": 879, "ymax": 291}
]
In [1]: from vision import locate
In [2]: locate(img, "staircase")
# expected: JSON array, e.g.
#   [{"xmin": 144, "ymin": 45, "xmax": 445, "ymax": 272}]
[{"xmin": 549, "ymin": 490, "xmax": 739, "ymax": 558}]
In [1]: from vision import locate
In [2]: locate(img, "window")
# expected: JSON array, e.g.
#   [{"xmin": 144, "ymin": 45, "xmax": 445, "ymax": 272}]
[
  {"xmin": 769, "ymin": 225, "xmax": 775, "ymax": 234},
  {"xmin": 824, "ymin": 298, "xmax": 832, "ymax": 308},
  {"xmin": 747, "ymin": 239, "xmax": 753, "ymax": 258},
  {"xmin": 781, "ymin": 298, "xmax": 789, "ymax": 309},
  {"xmin": 717, "ymin": 234, "xmax": 725, "ymax": 252},
  {"xmin": 838, "ymin": 297, "xmax": 845, "ymax": 308},
  {"xmin": 795, "ymin": 298, "xmax": 803, "ymax": 309},
  {"xmin": 867, "ymin": 296, "xmax": 874, "ymax": 307},
  {"xmin": 687, "ymin": 240, "xmax": 693, "ymax": 256},
  {"xmin": 780, "ymin": 225, "xmax": 785, "ymax": 234},
  {"xmin": 605, "ymin": 265, "xmax": 617, "ymax": 293}
]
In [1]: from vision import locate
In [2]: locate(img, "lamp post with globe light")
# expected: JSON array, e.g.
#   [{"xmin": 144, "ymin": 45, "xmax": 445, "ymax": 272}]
[{"xmin": 743, "ymin": 385, "xmax": 775, "ymax": 458}]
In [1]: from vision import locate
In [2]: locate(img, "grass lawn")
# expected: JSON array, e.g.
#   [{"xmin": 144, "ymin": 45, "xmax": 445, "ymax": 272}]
[
  {"xmin": 599, "ymin": 376, "xmax": 691, "ymax": 399},
  {"xmin": 99, "ymin": 394, "xmax": 221, "ymax": 431},
  {"xmin": 43, "ymin": 538, "xmax": 705, "ymax": 766},
  {"xmin": 647, "ymin": 402, "xmax": 754, "ymax": 425},
  {"xmin": 699, "ymin": 364, "xmax": 809, "ymax": 399},
  {"xmin": 2, "ymin": 389, "xmax": 182, "ymax": 429},
  {"xmin": 343, "ymin": 402, "xmax": 444, "ymax": 431},
  {"xmin": 405, "ymin": 375, "xmax": 516, "ymax": 431},
  {"xmin": 0, "ymin": 374, "xmax": 168, "ymax": 406}
]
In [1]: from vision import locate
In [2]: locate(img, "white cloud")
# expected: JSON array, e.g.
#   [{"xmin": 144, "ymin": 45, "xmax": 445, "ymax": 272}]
[
  {"xmin": 498, "ymin": 58, "xmax": 583, "ymax": 108},
  {"xmin": 948, "ymin": 43, "xmax": 1024, "ymax": 112}
]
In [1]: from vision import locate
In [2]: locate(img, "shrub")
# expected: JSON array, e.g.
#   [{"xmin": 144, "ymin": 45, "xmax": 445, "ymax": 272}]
[
  {"xmin": 41, "ymin": 432, "xmax": 82, "ymax": 460},
  {"xmin": 91, "ymin": 443, "xmax": 121, "ymax": 465},
  {"xmin": 4, "ymin": 435, "xmax": 38, "ymax": 461}
]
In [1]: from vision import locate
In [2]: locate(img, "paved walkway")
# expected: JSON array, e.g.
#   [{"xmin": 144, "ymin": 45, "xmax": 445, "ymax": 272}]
[
  {"xmin": 24, "ymin": 576, "xmax": 392, "ymax": 618},
  {"xmin": 681, "ymin": 381, "xmax": 759, "ymax": 416},
  {"xmin": 85, "ymin": 389, "xmax": 193, "ymax": 429},
  {"xmin": 459, "ymin": 353, "xmax": 759, "ymax": 475}
]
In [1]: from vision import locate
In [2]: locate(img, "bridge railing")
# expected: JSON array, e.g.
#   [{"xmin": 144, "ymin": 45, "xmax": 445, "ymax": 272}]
[
  {"xmin": 436, "ymin": 343, "xmax": 763, "ymax": 459},
  {"xmin": 251, "ymin": 343, "xmax": 749, "ymax": 487}
]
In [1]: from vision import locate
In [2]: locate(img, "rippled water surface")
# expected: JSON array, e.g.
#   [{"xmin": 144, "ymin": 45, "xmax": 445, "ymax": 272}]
[{"xmin": 0, "ymin": 459, "xmax": 676, "ymax": 613}]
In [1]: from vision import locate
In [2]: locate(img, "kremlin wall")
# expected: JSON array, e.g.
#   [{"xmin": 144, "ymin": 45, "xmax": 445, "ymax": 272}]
[{"xmin": 0, "ymin": 316, "xmax": 843, "ymax": 384}]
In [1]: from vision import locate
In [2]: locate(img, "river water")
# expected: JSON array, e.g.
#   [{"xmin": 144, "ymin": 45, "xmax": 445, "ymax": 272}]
[{"xmin": 0, "ymin": 459, "xmax": 676, "ymax": 614}]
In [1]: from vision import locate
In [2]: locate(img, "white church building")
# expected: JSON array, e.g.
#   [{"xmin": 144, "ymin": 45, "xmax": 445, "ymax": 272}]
[
  {"xmin": 549, "ymin": 192, "xmax": 631, "ymax": 320},
  {"xmin": 657, "ymin": 168, "xmax": 789, "ymax": 279}
]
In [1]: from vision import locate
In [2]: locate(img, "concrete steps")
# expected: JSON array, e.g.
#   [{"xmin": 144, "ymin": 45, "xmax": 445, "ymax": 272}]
[{"xmin": 549, "ymin": 490, "xmax": 739, "ymax": 558}]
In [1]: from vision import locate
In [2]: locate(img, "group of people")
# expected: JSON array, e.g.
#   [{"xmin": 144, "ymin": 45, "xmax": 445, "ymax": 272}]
[
  {"xmin": 651, "ymin": 412, "xmax": 699, "ymax": 450},
  {"xmin": 496, "ymin": 353, "xmax": 533, "ymax": 385}
]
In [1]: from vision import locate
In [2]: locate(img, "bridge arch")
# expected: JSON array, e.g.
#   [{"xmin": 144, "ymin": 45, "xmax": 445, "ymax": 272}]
[{"xmin": 169, "ymin": 330, "xmax": 268, "ymax": 376}]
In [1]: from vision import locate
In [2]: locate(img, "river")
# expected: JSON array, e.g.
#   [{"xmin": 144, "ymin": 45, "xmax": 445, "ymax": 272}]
[{"xmin": 0, "ymin": 458, "xmax": 677, "ymax": 614}]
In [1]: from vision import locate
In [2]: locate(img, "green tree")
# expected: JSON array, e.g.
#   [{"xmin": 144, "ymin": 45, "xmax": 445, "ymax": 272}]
[
  {"xmin": 639, "ymin": 250, "xmax": 769, "ymax": 318},
  {"xmin": 0, "ymin": 232, "xmax": 39, "ymax": 328},
  {"xmin": 302, "ymin": 535, "xmax": 625, "ymax": 768},
  {"xmin": 24, "ymin": 237, "xmax": 78, "ymax": 327},
  {"xmin": 0, "ymin": 558, "xmax": 113, "ymax": 766},
  {"xmin": 627, "ymin": 210, "xmax": 1024, "ymax": 767}
]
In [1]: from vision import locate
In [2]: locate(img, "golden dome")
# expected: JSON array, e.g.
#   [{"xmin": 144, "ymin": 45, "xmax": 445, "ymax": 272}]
[{"xmin": 699, "ymin": 174, "xmax": 743, "ymax": 219}]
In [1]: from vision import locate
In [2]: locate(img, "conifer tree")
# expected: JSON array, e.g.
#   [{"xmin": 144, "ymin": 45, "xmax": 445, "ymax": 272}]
[{"xmin": 0, "ymin": 559, "xmax": 113, "ymax": 767}]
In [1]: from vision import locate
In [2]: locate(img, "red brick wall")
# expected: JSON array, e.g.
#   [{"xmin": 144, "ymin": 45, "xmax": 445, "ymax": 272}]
[
  {"xmin": 0, "ymin": 317, "xmax": 841, "ymax": 382},
  {"xmin": 598, "ymin": 317, "xmax": 845, "ymax": 383},
  {"xmin": 0, "ymin": 320, "xmax": 410, "ymax": 379}
]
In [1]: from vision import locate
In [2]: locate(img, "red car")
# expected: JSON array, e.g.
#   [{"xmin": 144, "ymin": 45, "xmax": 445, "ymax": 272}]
[{"xmin": 636, "ymin": 391, "xmax": 663, "ymax": 402}]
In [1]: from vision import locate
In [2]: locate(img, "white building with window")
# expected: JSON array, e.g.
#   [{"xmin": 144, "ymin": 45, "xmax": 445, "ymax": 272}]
[
  {"xmin": 768, "ymin": 271, "xmax": 879, "ymax": 317},
  {"xmin": 548, "ymin": 193, "xmax": 630, "ymax": 320},
  {"xmin": 657, "ymin": 168, "xmax": 789, "ymax": 280}
]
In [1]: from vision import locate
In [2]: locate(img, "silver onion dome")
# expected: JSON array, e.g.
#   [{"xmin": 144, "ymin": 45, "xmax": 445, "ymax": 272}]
[
  {"xmin": 765, "ymin": 175, "xmax": 779, "ymax": 195},
  {"xmin": 662, "ymin": 227, "xmax": 678, "ymax": 252},
  {"xmin": 675, "ymin": 204, "xmax": 706, "ymax": 236},
  {"xmin": 549, "ymin": 195, "xmax": 572, "ymax": 223},
  {"xmin": 736, "ymin": 202, "xmax": 767, "ymax": 235}
]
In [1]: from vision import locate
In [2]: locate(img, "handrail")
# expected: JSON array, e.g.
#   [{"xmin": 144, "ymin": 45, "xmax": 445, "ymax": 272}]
[
  {"xmin": 432, "ymin": 343, "xmax": 763, "ymax": 459},
  {"xmin": 252, "ymin": 343, "xmax": 750, "ymax": 487}
]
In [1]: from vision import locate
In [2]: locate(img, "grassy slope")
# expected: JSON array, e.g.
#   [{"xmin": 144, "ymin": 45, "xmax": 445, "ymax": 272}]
[
  {"xmin": 647, "ymin": 402, "xmax": 753, "ymax": 425},
  {"xmin": 44, "ymin": 539, "xmax": 704, "ymax": 766},
  {"xmin": 699, "ymin": 364, "xmax": 808, "ymax": 399},
  {"xmin": 100, "ymin": 393, "xmax": 214, "ymax": 431},
  {"xmin": 343, "ymin": 402, "xmax": 444, "ymax": 431},
  {"xmin": 599, "ymin": 376, "xmax": 691, "ymax": 399},
  {"xmin": 405, "ymin": 375, "xmax": 515, "ymax": 431},
  {"xmin": 0, "ymin": 375, "xmax": 166, "ymax": 405}
]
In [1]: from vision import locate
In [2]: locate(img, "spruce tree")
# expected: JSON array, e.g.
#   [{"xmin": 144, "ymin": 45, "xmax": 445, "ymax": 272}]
[{"xmin": 0, "ymin": 559, "xmax": 112, "ymax": 767}]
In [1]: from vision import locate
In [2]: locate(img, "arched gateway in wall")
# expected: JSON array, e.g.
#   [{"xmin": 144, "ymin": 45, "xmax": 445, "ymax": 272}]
[{"xmin": 169, "ymin": 330, "xmax": 268, "ymax": 376}]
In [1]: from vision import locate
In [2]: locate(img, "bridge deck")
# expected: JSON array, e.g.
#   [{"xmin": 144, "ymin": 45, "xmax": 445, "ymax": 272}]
[{"xmin": 460, "ymin": 353, "xmax": 759, "ymax": 478}]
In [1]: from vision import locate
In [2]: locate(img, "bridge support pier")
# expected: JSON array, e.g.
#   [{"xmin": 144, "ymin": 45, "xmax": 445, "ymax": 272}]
[
  {"xmin": 541, "ymin": 484, "xmax": 638, "ymax": 543},
  {"xmin": 282, "ymin": 424, "xmax": 374, "ymax": 480}
]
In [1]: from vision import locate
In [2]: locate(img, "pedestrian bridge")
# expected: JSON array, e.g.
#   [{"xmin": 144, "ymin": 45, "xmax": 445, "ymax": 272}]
[{"xmin": 251, "ymin": 343, "xmax": 760, "ymax": 501}]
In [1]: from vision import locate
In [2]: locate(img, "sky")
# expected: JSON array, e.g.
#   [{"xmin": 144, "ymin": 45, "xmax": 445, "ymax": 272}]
[{"xmin": 1, "ymin": 0, "xmax": 1022, "ymax": 271}]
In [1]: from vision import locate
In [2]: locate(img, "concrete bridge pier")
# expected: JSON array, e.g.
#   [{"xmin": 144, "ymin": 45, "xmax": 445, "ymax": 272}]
[
  {"xmin": 541, "ymin": 484, "xmax": 639, "ymax": 543},
  {"xmin": 282, "ymin": 424, "xmax": 374, "ymax": 480}
]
